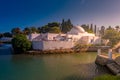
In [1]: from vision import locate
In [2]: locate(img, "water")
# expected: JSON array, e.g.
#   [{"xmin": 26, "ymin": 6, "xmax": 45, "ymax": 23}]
[
  {"xmin": 0, "ymin": 50, "xmax": 111, "ymax": 80},
  {"xmin": 0, "ymin": 44, "xmax": 12, "ymax": 55}
]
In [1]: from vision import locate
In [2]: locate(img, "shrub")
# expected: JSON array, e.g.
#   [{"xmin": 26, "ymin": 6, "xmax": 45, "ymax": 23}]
[{"xmin": 12, "ymin": 34, "xmax": 31, "ymax": 53}]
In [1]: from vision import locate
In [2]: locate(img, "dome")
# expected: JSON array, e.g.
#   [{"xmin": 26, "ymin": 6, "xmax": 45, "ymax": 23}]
[
  {"xmin": 74, "ymin": 26, "xmax": 86, "ymax": 33},
  {"xmin": 68, "ymin": 26, "xmax": 86, "ymax": 34}
]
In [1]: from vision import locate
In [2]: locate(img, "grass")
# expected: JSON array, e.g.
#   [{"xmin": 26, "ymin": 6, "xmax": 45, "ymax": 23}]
[{"xmin": 94, "ymin": 74, "xmax": 120, "ymax": 80}]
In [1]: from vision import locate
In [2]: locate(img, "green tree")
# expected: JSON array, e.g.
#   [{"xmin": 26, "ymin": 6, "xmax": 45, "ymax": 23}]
[
  {"xmin": 23, "ymin": 27, "xmax": 39, "ymax": 34},
  {"xmin": 81, "ymin": 24, "xmax": 93, "ymax": 33},
  {"xmin": 0, "ymin": 33, "xmax": 3, "ymax": 38},
  {"xmin": 61, "ymin": 19, "xmax": 73, "ymax": 33},
  {"xmin": 102, "ymin": 29, "xmax": 120, "ymax": 47},
  {"xmin": 38, "ymin": 25, "xmax": 50, "ymax": 33},
  {"xmin": 30, "ymin": 27, "xmax": 38, "ymax": 33},
  {"xmin": 115, "ymin": 25, "xmax": 120, "ymax": 32},
  {"xmin": 67, "ymin": 19, "xmax": 73, "ymax": 30},
  {"xmin": 12, "ymin": 34, "xmax": 31, "ymax": 53},
  {"xmin": 23, "ymin": 27, "xmax": 31, "ymax": 35},
  {"xmin": 11, "ymin": 27, "xmax": 21, "ymax": 35},
  {"xmin": 107, "ymin": 26, "xmax": 113, "ymax": 30},
  {"xmin": 100, "ymin": 26, "xmax": 105, "ymax": 37},
  {"xmin": 3, "ymin": 32, "xmax": 12, "ymax": 37},
  {"xmin": 90, "ymin": 24, "xmax": 93, "ymax": 32},
  {"xmin": 48, "ymin": 22, "xmax": 60, "ymax": 27},
  {"xmin": 94, "ymin": 25, "xmax": 97, "ymax": 35},
  {"xmin": 49, "ymin": 27, "xmax": 61, "ymax": 33},
  {"xmin": 38, "ymin": 22, "xmax": 61, "ymax": 33}
]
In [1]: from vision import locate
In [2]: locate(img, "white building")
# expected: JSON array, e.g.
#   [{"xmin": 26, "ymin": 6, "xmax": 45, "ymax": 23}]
[
  {"xmin": 28, "ymin": 26, "xmax": 101, "ymax": 50},
  {"xmin": 0, "ymin": 37, "xmax": 12, "ymax": 42},
  {"xmin": 67, "ymin": 26, "xmax": 101, "ymax": 44}
]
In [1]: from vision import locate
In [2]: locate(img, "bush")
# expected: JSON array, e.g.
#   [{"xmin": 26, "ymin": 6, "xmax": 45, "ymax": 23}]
[
  {"xmin": 12, "ymin": 34, "xmax": 31, "ymax": 53},
  {"xmin": 102, "ymin": 29, "xmax": 120, "ymax": 47}
]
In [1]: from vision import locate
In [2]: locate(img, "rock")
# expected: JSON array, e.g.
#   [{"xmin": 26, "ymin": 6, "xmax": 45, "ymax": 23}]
[
  {"xmin": 115, "ymin": 56, "xmax": 120, "ymax": 66},
  {"xmin": 106, "ymin": 63, "xmax": 120, "ymax": 75},
  {"xmin": 95, "ymin": 55, "xmax": 113, "ymax": 66}
]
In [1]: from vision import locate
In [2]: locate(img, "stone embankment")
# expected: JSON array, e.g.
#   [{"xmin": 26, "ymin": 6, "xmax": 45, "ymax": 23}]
[
  {"xmin": 95, "ymin": 49, "xmax": 120, "ymax": 75},
  {"xmin": 26, "ymin": 49, "xmax": 74, "ymax": 55},
  {"xmin": 26, "ymin": 46, "xmax": 99, "ymax": 55}
]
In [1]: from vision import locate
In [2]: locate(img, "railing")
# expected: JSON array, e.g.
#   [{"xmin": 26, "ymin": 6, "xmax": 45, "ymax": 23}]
[{"xmin": 97, "ymin": 49, "xmax": 113, "ymax": 60}]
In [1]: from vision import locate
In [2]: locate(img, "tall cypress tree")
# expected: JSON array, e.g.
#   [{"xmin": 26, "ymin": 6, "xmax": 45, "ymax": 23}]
[
  {"xmin": 90, "ymin": 24, "xmax": 93, "ymax": 32},
  {"xmin": 94, "ymin": 25, "xmax": 97, "ymax": 35},
  {"xmin": 61, "ymin": 19, "xmax": 65, "ymax": 33},
  {"xmin": 100, "ymin": 26, "xmax": 105, "ymax": 36},
  {"xmin": 61, "ymin": 19, "xmax": 73, "ymax": 33}
]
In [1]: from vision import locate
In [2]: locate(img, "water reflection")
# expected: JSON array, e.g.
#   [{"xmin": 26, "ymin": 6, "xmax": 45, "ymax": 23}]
[{"xmin": 0, "ymin": 52, "xmax": 110, "ymax": 80}]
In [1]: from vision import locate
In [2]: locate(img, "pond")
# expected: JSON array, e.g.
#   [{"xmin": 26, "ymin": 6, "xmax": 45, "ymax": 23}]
[{"xmin": 0, "ymin": 48, "xmax": 110, "ymax": 80}]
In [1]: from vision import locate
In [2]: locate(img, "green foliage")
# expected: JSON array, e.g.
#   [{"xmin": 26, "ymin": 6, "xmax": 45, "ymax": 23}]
[
  {"xmin": 38, "ymin": 22, "xmax": 61, "ymax": 33},
  {"xmin": 94, "ymin": 74, "xmax": 120, "ymax": 80},
  {"xmin": 115, "ymin": 26, "xmax": 120, "ymax": 31},
  {"xmin": 0, "ymin": 33, "xmax": 3, "ymax": 38},
  {"xmin": 100, "ymin": 26, "xmax": 105, "ymax": 37},
  {"xmin": 23, "ymin": 27, "xmax": 38, "ymax": 35},
  {"xmin": 3, "ymin": 32, "xmax": 12, "ymax": 37},
  {"xmin": 107, "ymin": 26, "xmax": 113, "ymax": 30},
  {"xmin": 23, "ymin": 27, "xmax": 31, "ymax": 35},
  {"xmin": 61, "ymin": 19, "xmax": 73, "ymax": 33},
  {"xmin": 11, "ymin": 27, "xmax": 21, "ymax": 35},
  {"xmin": 102, "ymin": 28, "xmax": 120, "ymax": 47},
  {"xmin": 94, "ymin": 25, "xmax": 97, "ymax": 34},
  {"xmin": 47, "ymin": 22, "xmax": 60, "ymax": 27},
  {"xmin": 81, "ymin": 24, "xmax": 93, "ymax": 33},
  {"xmin": 90, "ymin": 24, "xmax": 93, "ymax": 32},
  {"xmin": 30, "ymin": 27, "xmax": 38, "ymax": 33},
  {"xmin": 12, "ymin": 34, "xmax": 31, "ymax": 53},
  {"xmin": 49, "ymin": 27, "xmax": 61, "ymax": 33}
]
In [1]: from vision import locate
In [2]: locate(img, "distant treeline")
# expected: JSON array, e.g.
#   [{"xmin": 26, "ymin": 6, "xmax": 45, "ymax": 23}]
[
  {"xmin": 0, "ymin": 19, "xmax": 73, "ymax": 38},
  {"xmin": 0, "ymin": 19, "xmax": 120, "ymax": 38}
]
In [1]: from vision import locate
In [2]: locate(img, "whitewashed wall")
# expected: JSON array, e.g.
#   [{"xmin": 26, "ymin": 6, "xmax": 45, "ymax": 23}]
[
  {"xmin": 93, "ymin": 37, "xmax": 101, "ymax": 44},
  {"xmin": 28, "ymin": 33, "xmax": 40, "ymax": 41},
  {"xmin": 32, "ymin": 41, "xmax": 74, "ymax": 50},
  {"xmin": 32, "ymin": 41, "xmax": 43, "ymax": 50}
]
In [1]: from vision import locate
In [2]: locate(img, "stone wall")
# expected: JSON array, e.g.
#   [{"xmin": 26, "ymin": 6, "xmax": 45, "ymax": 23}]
[
  {"xmin": 95, "ymin": 55, "xmax": 110, "ymax": 66},
  {"xmin": 115, "ymin": 56, "xmax": 120, "ymax": 66},
  {"xmin": 32, "ymin": 41, "xmax": 74, "ymax": 50},
  {"xmin": 32, "ymin": 41, "xmax": 43, "ymax": 50}
]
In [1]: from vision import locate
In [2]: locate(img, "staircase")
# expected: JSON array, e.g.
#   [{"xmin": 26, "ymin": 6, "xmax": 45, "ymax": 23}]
[{"xmin": 107, "ymin": 62, "xmax": 120, "ymax": 75}]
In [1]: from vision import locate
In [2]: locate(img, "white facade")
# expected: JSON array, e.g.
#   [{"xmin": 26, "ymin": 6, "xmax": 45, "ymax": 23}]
[
  {"xmin": 28, "ymin": 26, "xmax": 101, "ymax": 50},
  {"xmin": 67, "ymin": 26, "xmax": 100, "ymax": 44},
  {"xmin": 28, "ymin": 33, "xmax": 40, "ymax": 41},
  {"xmin": 32, "ymin": 41, "xmax": 73, "ymax": 50}
]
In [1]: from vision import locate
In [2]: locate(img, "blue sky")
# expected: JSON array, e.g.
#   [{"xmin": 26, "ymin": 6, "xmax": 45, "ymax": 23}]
[{"xmin": 0, "ymin": 0, "xmax": 120, "ymax": 32}]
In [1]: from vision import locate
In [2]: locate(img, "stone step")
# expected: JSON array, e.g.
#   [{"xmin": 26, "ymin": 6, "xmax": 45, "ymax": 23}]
[{"xmin": 106, "ymin": 62, "xmax": 120, "ymax": 75}]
